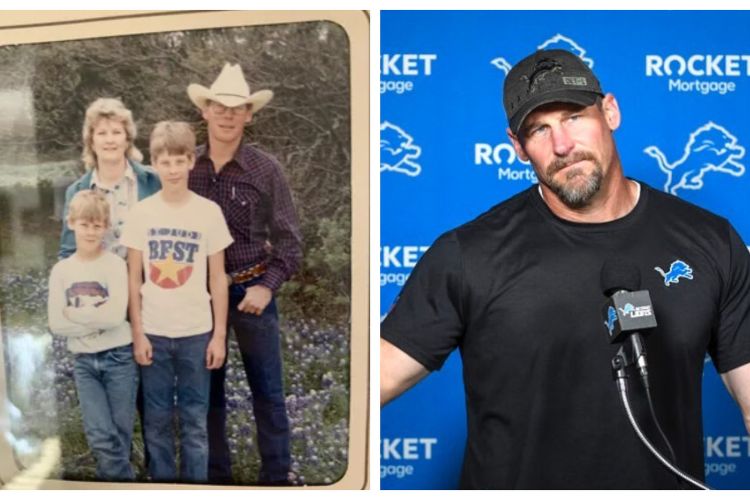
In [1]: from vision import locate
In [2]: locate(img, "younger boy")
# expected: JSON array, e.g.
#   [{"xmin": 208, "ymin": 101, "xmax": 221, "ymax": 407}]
[
  {"xmin": 48, "ymin": 189, "xmax": 137, "ymax": 481},
  {"xmin": 120, "ymin": 121, "xmax": 233, "ymax": 483}
]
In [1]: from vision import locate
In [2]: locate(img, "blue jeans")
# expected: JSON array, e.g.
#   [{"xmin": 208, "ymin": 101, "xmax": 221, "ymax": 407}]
[
  {"xmin": 141, "ymin": 332, "xmax": 211, "ymax": 483},
  {"xmin": 73, "ymin": 344, "xmax": 138, "ymax": 481},
  {"xmin": 208, "ymin": 282, "xmax": 290, "ymax": 484}
]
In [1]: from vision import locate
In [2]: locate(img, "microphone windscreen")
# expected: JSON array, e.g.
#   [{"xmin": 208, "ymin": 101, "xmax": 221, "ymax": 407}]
[{"xmin": 600, "ymin": 257, "xmax": 641, "ymax": 297}]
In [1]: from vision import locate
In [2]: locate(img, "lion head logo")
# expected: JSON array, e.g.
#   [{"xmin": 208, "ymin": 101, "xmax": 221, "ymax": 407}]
[
  {"xmin": 644, "ymin": 122, "xmax": 745, "ymax": 195},
  {"xmin": 491, "ymin": 34, "xmax": 594, "ymax": 76},
  {"xmin": 537, "ymin": 34, "xmax": 594, "ymax": 68},
  {"xmin": 380, "ymin": 121, "xmax": 422, "ymax": 177}
]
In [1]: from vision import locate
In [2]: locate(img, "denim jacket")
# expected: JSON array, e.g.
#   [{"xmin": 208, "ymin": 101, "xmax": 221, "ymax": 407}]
[{"xmin": 58, "ymin": 160, "xmax": 161, "ymax": 260}]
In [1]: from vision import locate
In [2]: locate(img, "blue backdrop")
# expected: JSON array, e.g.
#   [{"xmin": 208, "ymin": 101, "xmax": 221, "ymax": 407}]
[{"xmin": 380, "ymin": 10, "xmax": 750, "ymax": 489}]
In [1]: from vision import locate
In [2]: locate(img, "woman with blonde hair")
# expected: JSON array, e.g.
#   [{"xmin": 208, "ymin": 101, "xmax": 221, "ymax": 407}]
[{"xmin": 59, "ymin": 97, "xmax": 161, "ymax": 259}]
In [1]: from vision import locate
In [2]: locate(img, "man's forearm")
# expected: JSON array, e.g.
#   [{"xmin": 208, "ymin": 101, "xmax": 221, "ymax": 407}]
[
  {"xmin": 721, "ymin": 363, "xmax": 750, "ymax": 434},
  {"xmin": 380, "ymin": 338, "xmax": 429, "ymax": 407}
]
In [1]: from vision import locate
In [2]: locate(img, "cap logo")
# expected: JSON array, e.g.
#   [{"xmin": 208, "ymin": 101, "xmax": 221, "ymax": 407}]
[
  {"xmin": 524, "ymin": 58, "xmax": 563, "ymax": 93},
  {"xmin": 502, "ymin": 47, "xmax": 604, "ymax": 134},
  {"xmin": 562, "ymin": 76, "xmax": 588, "ymax": 86}
]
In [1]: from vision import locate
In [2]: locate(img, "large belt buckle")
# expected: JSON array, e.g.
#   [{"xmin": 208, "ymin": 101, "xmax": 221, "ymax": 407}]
[{"xmin": 227, "ymin": 262, "xmax": 267, "ymax": 286}]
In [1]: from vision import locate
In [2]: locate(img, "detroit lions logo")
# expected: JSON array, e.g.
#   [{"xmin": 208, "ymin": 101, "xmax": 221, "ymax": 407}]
[
  {"xmin": 491, "ymin": 34, "xmax": 594, "ymax": 76},
  {"xmin": 537, "ymin": 34, "xmax": 594, "ymax": 68},
  {"xmin": 644, "ymin": 122, "xmax": 745, "ymax": 196},
  {"xmin": 490, "ymin": 57, "xmax": 513, "ymax": 74},
  {"xmin": 380, "ymin": 122, "xmax": 422, "ymax": 177},
  {"xmin": 604, "ymin": 305, "xmax": 618, "ymax": 336},
  {"xmin": 618, "ymin": 303, "xmax": 635, "ymax": 316},
  {"xmin": 654, "ymin": 260, "xmax": 694, "ymax": 287}
]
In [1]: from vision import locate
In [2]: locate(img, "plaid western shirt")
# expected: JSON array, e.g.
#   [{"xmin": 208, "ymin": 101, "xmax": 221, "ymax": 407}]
[{"xmin": 189, "ymin": 143, "xmax": 302, "ymax": 292}]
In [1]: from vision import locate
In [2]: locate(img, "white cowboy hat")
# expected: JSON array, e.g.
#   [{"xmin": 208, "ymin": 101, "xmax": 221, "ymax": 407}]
[{"xmin": 187, "ymin": 63, "xmax": 273, "ymax": 111}]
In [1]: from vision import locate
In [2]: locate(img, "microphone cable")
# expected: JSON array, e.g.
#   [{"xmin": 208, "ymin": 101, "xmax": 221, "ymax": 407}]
[
  {"xmin": 601, "ymin": 259, "xmax": 708, "ymax": 489},
  {"xmin": 643, "ymin": 383, "xmax": 677, "ymax": 465},
  {"xmin": 628, "ymin": 342, "xmax": 678, "ymax": 466},
  {"xmin": 612, "ymin": 351, "xmax": 710, "ymax": 490}
]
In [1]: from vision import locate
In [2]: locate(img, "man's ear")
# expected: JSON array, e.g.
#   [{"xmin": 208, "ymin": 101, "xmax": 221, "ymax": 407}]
[
  {"xmin": 507, "ymin": 127, "xmax": 529, "ymax": 162},
  {"xmin": 601, "ymin": 94, "xmax": 621, "ymax": 131}
]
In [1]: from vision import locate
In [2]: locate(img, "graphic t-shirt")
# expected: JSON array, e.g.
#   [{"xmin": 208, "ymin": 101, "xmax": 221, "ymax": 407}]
[
  {"xmin": 382, "ymin": 182, "xmax": 750, "ymax": 489},
  {"xmin": 120, "ymin": 191, "xmax": 233, "ymax": 338},
  {"xmin": 47, "ymin": 251, "xmax": 131, "ymax": 353}
]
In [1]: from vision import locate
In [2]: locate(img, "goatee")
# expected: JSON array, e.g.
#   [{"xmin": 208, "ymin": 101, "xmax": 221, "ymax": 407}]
[{"xmin": 541, "ymin": 151, "xmax": 603, "ymax": 209}]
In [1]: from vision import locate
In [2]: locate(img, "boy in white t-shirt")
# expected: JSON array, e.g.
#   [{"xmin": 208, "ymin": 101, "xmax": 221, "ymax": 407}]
[
  {"xmin": 48, "ymin": 190, "xmax": 137, "ymax": 481},
  {"xmin": 120, "ymin": 121, "xmax": 233, "ymax": 483}
]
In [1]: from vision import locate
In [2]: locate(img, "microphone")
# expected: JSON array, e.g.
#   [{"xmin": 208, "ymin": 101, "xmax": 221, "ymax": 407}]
[
  {"xmin": 600, "ymin": 257, "xmax": 657, "ymax": 345},
  {"xmin": 600, "ymin": 257, "xmax": 657, "ymax": 384},
  {"xmin": 599, "ymin": 258, "xmax": 706, "ymax": 489}
]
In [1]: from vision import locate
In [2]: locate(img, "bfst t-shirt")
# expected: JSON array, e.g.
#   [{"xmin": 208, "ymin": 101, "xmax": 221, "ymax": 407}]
[
  {"xmin": 382, "ymin": 182, "xmax": 750, "ymax": 489},
  {"xmin": 121, "ymin": 192, "xmax": 233, "ymax": 338}
]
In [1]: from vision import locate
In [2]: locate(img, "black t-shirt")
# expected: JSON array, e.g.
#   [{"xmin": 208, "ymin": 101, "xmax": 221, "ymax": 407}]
[{"xmin": 381, "ymin": 182, "xmax": 750, "ymax": 489}]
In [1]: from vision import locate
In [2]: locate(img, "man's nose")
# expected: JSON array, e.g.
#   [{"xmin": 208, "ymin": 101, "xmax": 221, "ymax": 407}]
[{"xmin": 550, "ymin": 126, "xmax": 575, "ymax": 157}]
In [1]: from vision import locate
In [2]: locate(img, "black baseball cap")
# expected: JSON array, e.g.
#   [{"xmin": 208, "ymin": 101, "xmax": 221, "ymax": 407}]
[{"xmin": 504, "ymin": 49, "xmax": 603, "ymax": 135}]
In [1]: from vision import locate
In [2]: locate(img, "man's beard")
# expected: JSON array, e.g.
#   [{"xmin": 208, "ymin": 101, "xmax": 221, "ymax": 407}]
[{"xmin": 540, "ymin": 150, "xmax": 604, "ymax": 209}]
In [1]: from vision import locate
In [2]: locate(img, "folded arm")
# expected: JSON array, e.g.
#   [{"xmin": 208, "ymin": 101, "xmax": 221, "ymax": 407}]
[
  {"xmin": 63, "ymin": 260, "xmax": 128, "ymax": 330},
  {"xmin": 47, "ymin": 267, "xmax": 96, "ymax": 337}
]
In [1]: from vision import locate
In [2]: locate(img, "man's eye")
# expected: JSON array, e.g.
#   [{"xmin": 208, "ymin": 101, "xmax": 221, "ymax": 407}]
[{"xmin": 530, "ymin": 125, "xmax": 547, "ymax": 136}]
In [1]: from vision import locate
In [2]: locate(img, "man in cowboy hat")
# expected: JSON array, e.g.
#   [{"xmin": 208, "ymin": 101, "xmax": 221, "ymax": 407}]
[{"xmin": 187, "ymin": 62, "xmax": 302, "ymax": 485}]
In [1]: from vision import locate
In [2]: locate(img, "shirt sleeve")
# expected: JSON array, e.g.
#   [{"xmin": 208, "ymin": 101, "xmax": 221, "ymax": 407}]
[
  {"xmin": 47, "ymin": 262, "xmax": 97, "ymax": 338},
  {"xmin": 260, "ymin": 164, "xmax": 303, "ymax": 292},
  {"xmin": 207, "ymin": 202, "xmax": 234, "ymax": 256},
  {"xmin": 119, "ymin": 204, "xmax": 144, "ymax": 251},
  {"xmin": 709, "ymin": 222, "xmax": 750, "ymax": 373},
  {"xmin": 63, "ymin": 256, "xmax": 128, "ymax": 331},
  {"xmin": 380, "ymin": 231, "xmax": 466, "ymax": 372}
]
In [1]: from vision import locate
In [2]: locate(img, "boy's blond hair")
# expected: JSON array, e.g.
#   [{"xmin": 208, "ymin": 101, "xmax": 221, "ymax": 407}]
[
  {"xmin": 67, "ymin": 190, "xmax": 111, "ymax": 228},
  {"xmin": 81, "ymin": 97, "xmax": 143, "ymax": 169},
  {"xmin": 150, "ymin": 121, "xmax": 196, "ymax": 161}
]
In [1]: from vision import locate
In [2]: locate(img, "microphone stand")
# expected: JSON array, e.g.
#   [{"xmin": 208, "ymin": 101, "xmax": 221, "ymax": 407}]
[{"xmin": 611, "ymin": 337, "xmax": 710, "ymax": 490}]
